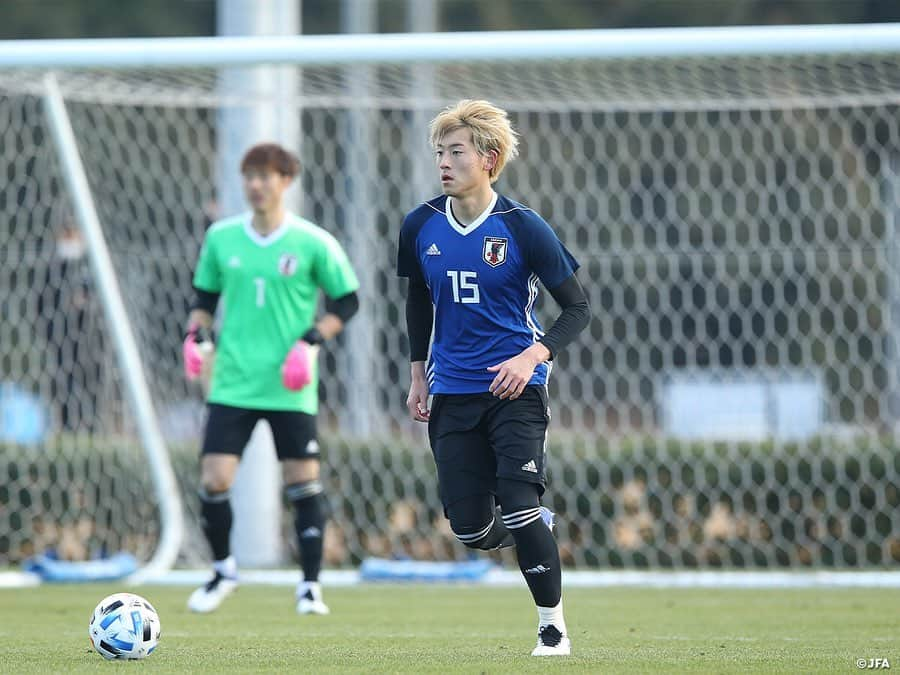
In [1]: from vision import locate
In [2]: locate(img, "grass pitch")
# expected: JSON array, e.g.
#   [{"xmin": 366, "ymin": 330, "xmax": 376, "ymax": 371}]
[{"xmin": 0, "ymin": 583, "xmax": 896, "ymax": 673}]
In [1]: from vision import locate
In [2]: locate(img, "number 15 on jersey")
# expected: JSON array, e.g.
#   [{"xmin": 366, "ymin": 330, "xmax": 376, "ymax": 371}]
[{"xmin": 446, "ymin": 270, "xmax": 480, "ymax": 304}]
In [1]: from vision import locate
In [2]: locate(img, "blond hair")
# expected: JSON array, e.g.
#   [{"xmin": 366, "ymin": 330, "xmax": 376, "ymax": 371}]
[{"xmin": 429, "ymin": 99, "xmax": 519, "ymax": 183}]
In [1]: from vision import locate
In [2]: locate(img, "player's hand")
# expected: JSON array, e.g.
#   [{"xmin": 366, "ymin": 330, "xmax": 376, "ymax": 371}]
[
  {"xmin": 282, "ymin": 340, "xmax": 318, "ymax": 391},
  {"xmin": 183, "ymin": 325, "xmax": 212, "ymax": 381},
  {"xmin": 487, "ymin": 350, "xmax": 543, "ymax": 400},
  {"xmin": 407, "ymin": 378, "xmax": 430, "ymax": 422}
]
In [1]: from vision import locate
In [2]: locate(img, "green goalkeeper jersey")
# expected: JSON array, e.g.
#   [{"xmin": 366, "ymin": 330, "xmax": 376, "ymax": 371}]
[{"xmin": 193, "ymin": 212, "xmax": 359, "ymax": 413}]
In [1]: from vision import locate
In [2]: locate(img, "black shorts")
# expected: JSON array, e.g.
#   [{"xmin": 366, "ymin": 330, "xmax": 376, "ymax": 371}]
[
  {"xmin": 201, "ymin": 403, "xmax": 319, "ymax": 461},
  {"xmin": 427, "ymin": 385, "xmax": 550, "ymax": 510}
]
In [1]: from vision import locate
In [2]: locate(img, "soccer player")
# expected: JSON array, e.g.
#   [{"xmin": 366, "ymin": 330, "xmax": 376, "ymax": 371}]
[
  {"xmin": 396, "ymin": 100, "xmax": 590, "ymax": 656},
  {"xmin": 183, "ymin": 143, "xmax": 359, "ymax": 615}
]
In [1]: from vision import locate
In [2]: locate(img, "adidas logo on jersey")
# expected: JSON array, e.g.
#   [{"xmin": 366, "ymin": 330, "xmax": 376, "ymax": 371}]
[
  {"xmin": 228, "ymin": 256, "xmax": 242, "ymax": 268},
  {"xmin": 426, "ymin": 243, "xmax": 441, "ymax": 255},
  {"xmin": 521, "ymin": 459, "xmax": 538, "ymax": 473}
]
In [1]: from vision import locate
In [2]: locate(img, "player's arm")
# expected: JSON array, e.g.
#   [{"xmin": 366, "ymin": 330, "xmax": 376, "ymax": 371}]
[
  {"xmin": 488, "ymin": 273, "xmax": 590, "ymax": 399},
  {"xmin": 187, "ymin": 229, "xmax": 223, "ymax": 383},
  {"xmin": 282, "ymin": 290, "xmax": 359, "ymax": 391},
  {"xmin": 187, "ymin": 288, "xmax": 218, "ymax": 331},
  {"xmin": 538, "ymin": 273, "xmax": 591, "ymax": 360},
  {"xmin": 396, "ymin": 211, "xmax": 432, "ymax": 421},
  {"xmin": 489, "ymin": 209, "xmax": 590, "ymax": 399},
  {"xmin": 284, "ymin": 228, "xmax": 361, "ymax": 391},
  {"xmin": 405, "ymin": 278, "xmax": 433, "ymax": 422},
  {"xmin": 183, "ymin": 287, "xmax": 219, "ymax": 382},
  {"xmin": 304, "ymin": 291, "xmax": 360, "ymax": 344}
]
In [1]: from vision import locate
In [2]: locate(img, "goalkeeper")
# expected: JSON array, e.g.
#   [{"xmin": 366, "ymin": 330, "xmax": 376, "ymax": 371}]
[{"xmin": 183, "ymin": 143, "xmax": 359, "ymax": 615}]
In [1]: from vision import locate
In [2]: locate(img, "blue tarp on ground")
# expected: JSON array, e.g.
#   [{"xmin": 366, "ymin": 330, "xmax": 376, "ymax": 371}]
[
  {"xmin": 359, "ymin": 557, "xmax": 495, "ymax": 582},
  {"xmin": 22, "ymin": 552, "xmax": 138, "ymax": 582}
]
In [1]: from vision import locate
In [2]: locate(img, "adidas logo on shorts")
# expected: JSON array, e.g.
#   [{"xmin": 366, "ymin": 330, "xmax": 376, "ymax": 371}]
[{"xmin": 521, "ymin": 459, "xmax": 538, "ymax": 473}]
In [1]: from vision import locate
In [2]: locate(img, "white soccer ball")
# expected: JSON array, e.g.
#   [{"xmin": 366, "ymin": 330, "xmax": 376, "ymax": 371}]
[{"xmin": 88, "ymin": 592, "xmax": 161, "ymax": 660}]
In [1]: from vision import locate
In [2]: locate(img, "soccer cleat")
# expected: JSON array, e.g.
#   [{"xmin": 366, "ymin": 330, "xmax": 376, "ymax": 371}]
[
  {"xmin": 539, "ymin": 506, "xmax": 555, "ymax": 532},
  {"xmin": 187, "ymin": 571, "xmax": 237, "ymax": 613},
  {"xmin": 296, "ymin": 581, "xmax": 330, "ymax": 615},
  {"xmin": 531, "ymin": 624, "xmax": 571, "ymax": 656}
]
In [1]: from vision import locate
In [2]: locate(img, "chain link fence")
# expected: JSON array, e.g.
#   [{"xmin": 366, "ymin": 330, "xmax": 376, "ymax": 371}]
[{"xmin": 1, "ymin": 52, "xmax": 899, "ymax": 568}]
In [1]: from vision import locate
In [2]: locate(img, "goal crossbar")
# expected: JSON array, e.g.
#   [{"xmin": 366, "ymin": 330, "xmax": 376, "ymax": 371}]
[{"xmin": 0, "ymin": 23, "xmax": 898, "ymax": 70}]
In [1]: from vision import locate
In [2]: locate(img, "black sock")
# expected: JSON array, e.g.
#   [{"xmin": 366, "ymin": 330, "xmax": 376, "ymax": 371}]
[
  {"xmin": 504, "ymin": 514, "xmax": 562, "ymax": 607},
  {"xmin": 199, "ymin": 489, "xmax": 232, "ymax": 563},
  {"xmin": 286, "ymin": 481, "xmax": 326, "ymax": 582},
  {"xmin": 481, "ymin": 507, "xmax": 515, "ymax": 549}
]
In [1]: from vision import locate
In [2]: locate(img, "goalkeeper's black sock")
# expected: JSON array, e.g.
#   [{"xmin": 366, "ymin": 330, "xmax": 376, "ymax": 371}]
[
  {"xmin": 286, "ymin": 480, "xmax": 327, "ymax": 582},
  {"xmin": 199, "ymin": 488, "xmax": 232, "ymax": 562},
  {"xmin": 503, "ymin": 512, "xmax": 562, "ymax": 607}
]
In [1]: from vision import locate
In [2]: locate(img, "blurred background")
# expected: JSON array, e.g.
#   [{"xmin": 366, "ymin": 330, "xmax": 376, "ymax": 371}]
[
  {"xmin": 1, "ymin": 0, "xmax": 899, "ymax": 577},
  {"xmin": 1, "ymin": 0, "xmax": 899, "ymax": 38}
]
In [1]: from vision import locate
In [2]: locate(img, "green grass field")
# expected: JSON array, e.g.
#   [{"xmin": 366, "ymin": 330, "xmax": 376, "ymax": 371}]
[{"xmin": 0, "ymin": 584, "xmax": 897, "ymax": 673}]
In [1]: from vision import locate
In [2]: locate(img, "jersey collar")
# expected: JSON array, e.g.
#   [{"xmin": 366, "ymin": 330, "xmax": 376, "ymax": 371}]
[
  {"xmin": 445, "ymin": 191, "xmax": 498, "ymax": 236},
  {"xmin": 243, "ymin": 212, "xmax": 291, "ymax": 247}
]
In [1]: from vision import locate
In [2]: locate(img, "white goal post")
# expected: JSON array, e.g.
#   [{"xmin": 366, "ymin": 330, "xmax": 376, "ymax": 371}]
[
  {"xmin": 1, "ymin": 23, "xmax": 899, "ymax": 579},
  {"xmin": 40, "ymin": 74, "xmax": 184, "ymax": 583},
  {"xmin": 2, "ymin": 23, "xmax": 899, "ymax": 67}
]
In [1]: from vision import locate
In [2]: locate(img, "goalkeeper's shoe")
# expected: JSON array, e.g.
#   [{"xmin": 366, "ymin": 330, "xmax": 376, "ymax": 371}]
[
  {"xmin": 296, "ymin": 581, "xmax": 330, "ymax": 615},
  {"xmin": 531, "ymin": 624, "xmax": 571, "ymax": 656},
  {"xmin": 187, "ymin": 571, "xmax": 237, "ymax": 613},
  {"xmin": 539, "ymin": 506, "xmax": 555, "ymax": 533}
]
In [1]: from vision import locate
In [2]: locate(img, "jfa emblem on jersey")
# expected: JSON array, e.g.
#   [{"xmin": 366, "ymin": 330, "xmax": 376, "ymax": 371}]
[
  {"xmin": 278, "ymin": 253, "xmax": 298, "ymax": 276},
  {"xmin": 483, "ymin": 237, "xmax": 508, "ymax": 267}
]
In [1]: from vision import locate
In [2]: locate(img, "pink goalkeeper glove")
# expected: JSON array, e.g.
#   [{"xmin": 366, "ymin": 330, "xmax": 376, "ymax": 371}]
[
  {"xmin": 182, "ymin": 325, "xmax": 207, "ymax": 381},
  {"xmin": 282, "ymin": 340, "xmax": 316, "ymax": 391}
]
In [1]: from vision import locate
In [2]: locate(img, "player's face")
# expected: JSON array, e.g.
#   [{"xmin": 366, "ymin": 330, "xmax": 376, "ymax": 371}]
[
  {"xmin": 435, "ymin": 128, "xmax": 492, "ymax": 198},
  {"xmin": 242, "ymin": 166, "xmax": 292, "ymax": 214}
]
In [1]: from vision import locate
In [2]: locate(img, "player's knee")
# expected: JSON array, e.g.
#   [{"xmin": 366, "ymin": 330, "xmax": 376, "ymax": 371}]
[
  {"xmin": 200, "ymin": 455, "xmax": 238, "ymax": 493},
  {"xmin": 495, "ymin": 478, "xmax": 541, "ymax": 530},
  {"xmin": 282, "ymin": 457, "xmax": 320, "ymax": 485},
  {"xmin": 200, "ymin": 475, "xmax": 232, "ymax": 494},
  {"xmin": 450, "ymin": 519, "xmax": 498, "ymax": 549},
  {"xmin": 198, "ymin": 486, "xmax": 230, "ymax": 504},
  {"xmin": 446, "ymin": 499, "xmax": 496, "ymax": 550},
  {"xmin": 284, "ymin": 479, "xmax": 324, "ymax": 503}
]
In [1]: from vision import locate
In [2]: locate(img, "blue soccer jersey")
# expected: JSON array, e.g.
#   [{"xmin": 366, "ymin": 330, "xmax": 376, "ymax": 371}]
[{"xmin": 397, "ymin": 192, "xmax": 580, "ymax": 394}]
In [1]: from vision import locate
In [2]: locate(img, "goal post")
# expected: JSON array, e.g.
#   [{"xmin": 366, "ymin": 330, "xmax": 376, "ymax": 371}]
[
  {"xmin": 1, "ymin": 23, "xmax": 899, "ymax": 576},
  {"xmin": 2, "ymin": 23, "xmax": 899, "ymax": 67},
  {"xmin": 40, "ymin": 73, "xmax": 183, "ymax": 582}
]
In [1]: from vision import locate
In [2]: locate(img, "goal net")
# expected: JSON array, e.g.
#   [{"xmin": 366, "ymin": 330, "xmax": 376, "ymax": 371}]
[{"xmin": 1, "ymin": 29, "xmax": 899, "ymax": 571}]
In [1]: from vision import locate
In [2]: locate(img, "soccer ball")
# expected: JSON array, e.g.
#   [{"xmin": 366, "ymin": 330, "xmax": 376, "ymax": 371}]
[{"xmin": 88, "ymin": 592, "xmax": 161, "ymax": 660}]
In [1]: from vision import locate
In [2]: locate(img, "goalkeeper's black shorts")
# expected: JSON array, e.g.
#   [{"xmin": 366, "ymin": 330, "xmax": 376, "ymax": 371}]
[
  {"xmin": 201, "ymin": 403, "xmax": 319, "ymax": 460},
  {"xmin": 427, "ymin": 385, "xmax": 549, "ymax": 510}
]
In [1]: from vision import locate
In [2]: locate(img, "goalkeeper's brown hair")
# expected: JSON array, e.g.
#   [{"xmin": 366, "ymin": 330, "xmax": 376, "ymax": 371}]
[
  {"xmin": 240, "ymin": 142, "xmax": 300, "ymax": 178},
  {"xmin": 429, "ymin": 100, "xmax": 520, "ymax": 183}
]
